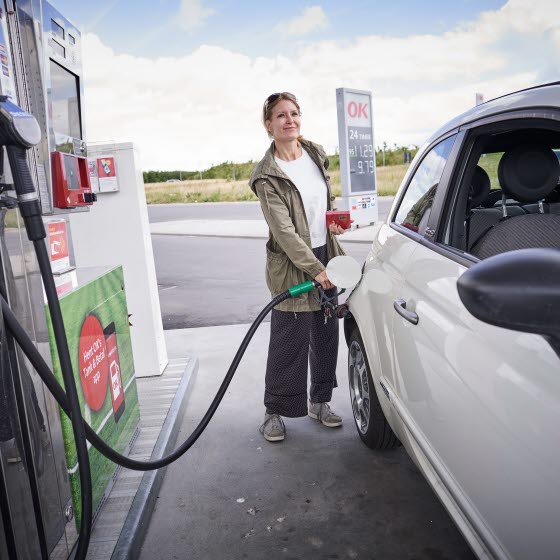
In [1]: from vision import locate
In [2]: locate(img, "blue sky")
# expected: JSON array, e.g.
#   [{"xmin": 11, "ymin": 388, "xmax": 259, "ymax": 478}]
[
  {"xmin": 51, "ymin": 0, "xmax": 560, "ymax": 170},
  {"xmin": 54, "ymin": 0, "xmax": 507, "ymax": 58}
]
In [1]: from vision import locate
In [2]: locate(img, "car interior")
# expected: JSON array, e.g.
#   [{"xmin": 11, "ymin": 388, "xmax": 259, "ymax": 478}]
[{"xmin": 445, "ymin": 126, "xmax": 560, "ymax": 258}]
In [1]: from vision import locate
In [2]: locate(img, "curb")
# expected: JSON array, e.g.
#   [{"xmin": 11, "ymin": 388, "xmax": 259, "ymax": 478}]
[{"xmin": 111, "ymin": 356, "xmax": 199, "ymax": 560}]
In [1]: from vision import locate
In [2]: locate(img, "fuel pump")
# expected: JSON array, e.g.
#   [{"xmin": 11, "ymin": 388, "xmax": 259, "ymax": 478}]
[
  {"xmin": 0, "ymin": 95, "xmax": 361, "ymax": 559},
  {"xmin": 0, "ymin": 95, "xmax": 93, "ymax": 560}
]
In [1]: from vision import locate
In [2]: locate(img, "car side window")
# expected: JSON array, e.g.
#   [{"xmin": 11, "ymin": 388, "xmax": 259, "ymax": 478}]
[
  {"xmin": 476, "ymin": 152, "xmax": 504, "ymax": 190},
  {"xmin": 394, "ymin": 135, "xmax": 456, "ymax": 234}
]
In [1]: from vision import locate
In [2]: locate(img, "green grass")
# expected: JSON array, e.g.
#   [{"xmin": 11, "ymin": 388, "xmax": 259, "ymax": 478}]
[
  {"xmin": 146, "ymin": 179, "xmax": 258, "ymax": 204},
  {"xmin": 477, "ymin": 152, "xmax": 504, "ymax": 189},
  {"xmin": 3, "ymin": 209, "xmax": 19, "ymax": 229},
  {"xmin": 145, "ymin": 164, "xmax": 409, "ymax": 204}
]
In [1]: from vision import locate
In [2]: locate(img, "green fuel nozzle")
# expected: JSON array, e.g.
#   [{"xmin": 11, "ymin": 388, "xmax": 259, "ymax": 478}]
[{"xmin": 288, "ymin": 280, "xmax": 320, "ymax": 297}]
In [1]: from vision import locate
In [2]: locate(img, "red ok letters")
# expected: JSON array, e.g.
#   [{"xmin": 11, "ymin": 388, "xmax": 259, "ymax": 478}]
[{"xmin": 348, "ymin": 101, "xmax": 368, "ymax": 119}]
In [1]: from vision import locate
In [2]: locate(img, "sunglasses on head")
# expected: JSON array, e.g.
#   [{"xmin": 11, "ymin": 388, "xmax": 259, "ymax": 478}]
[{"xmin": 264, "ymin": 92, "xmax": 296, "ymax": 107}]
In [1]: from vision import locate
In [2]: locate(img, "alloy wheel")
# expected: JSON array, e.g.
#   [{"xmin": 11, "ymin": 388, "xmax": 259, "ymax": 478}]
[{"xmin": 348, "ymin": 340, "xmax": 371, "ymax": 434}]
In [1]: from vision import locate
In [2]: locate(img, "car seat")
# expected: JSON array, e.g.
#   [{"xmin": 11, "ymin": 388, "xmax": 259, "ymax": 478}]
[{"xmin": 470, "ymin": 144, "xmax": 560, "ymax": 259}]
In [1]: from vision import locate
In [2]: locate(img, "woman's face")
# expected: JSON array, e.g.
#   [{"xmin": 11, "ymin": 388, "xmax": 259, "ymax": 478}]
[{"xmin": 265, "ymin": 99, "xmax": 301, "ymax": 143}]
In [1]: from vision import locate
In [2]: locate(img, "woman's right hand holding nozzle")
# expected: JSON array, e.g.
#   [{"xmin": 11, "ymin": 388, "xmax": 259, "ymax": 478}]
[{"xmin": 314, "ymin": 270, "xmax": 334, "ymax": 290}]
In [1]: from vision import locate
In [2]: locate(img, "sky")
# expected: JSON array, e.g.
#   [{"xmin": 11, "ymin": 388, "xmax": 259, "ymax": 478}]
[{"xmin": 51, "ymin": 0, "xmax": 560, "ymax": 170}]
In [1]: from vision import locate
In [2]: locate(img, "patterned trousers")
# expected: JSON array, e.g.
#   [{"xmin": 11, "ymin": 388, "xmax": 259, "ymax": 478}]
[{"xmin": 264, "ymin": 244, "xmax": 338, "ymax": 417}]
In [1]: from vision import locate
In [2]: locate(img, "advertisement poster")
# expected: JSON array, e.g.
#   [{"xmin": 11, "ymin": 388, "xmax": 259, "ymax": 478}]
[
  {"xmin": 96, "ymin": 155, "xmax": 119, "ymax": 192},
  {"xmin": 87, "ymin": 158, "xmax": 100, "ymax": 193},
  {"xmin": 45, "ymin": 266, "xmax": 139, "ymax": 526},
  {"xmin": 46, "ymin": 220, "xmax": 71, "ymax": 273},
  {"xmin": 0, "ymin": 8, "xmax": 17, "ymax": 101}
]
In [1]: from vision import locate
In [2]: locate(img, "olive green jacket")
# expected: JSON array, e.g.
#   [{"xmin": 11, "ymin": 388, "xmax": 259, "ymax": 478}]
[{"xmin": 249, "ymin": 138, "xmax": 345, "ymax": 312}]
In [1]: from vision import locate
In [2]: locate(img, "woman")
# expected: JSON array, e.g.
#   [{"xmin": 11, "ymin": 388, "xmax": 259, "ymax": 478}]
[{"xmin": 249, "ymin": 92, "xmax": 348, "ymax": 442}]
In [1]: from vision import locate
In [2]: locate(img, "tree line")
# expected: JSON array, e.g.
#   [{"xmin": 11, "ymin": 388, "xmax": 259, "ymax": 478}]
[{"xmin": 143, "ymin": 144, "xmax": 418, "ymax": 183}]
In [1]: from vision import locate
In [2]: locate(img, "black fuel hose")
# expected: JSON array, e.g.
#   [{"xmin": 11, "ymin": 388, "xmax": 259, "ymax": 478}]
[
  {"xmin": 6, "ymin": 144, "xmax": 93, "ymax": 560},
  {"xmin": 2, "ymin": 285, "xmax": 313, "ymax": 471}
]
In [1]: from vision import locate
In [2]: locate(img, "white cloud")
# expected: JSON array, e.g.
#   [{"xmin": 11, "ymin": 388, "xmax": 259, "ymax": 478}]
[
  {"xmin": 277, "ymin": 6, "xmax": 329, "ymax": 36},
  {"xmin": 178, "ymin": 0, "xmax": 215, "ymax": 30},
  {"xmin": 81, "ymin": 0, "xmax": 560, "ymax": 170}
]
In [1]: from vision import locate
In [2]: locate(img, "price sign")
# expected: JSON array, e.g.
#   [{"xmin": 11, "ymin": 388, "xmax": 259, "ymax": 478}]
[{"xmin": 336, "ymin": 88, "xmax": 378, "ymax": 225}]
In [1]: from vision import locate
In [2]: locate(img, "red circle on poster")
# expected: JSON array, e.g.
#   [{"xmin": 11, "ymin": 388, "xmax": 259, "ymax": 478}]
[{"xmin": 78, "ymin": 315, "xmax": 109, "ymax": 411}]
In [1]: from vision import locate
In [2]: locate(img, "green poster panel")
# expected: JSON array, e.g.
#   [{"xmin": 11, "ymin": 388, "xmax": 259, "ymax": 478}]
[{"xmin": 45, "ymin": 266, "xmax": 140, "ymax": 527}]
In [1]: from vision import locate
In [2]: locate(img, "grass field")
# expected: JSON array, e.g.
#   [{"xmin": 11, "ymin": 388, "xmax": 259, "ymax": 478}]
[{"xmin": 145, "ymin": 164, "xmax": 409, "ymax": 204}]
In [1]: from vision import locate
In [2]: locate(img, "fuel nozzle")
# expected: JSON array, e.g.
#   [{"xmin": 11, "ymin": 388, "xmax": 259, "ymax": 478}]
[
  {"xmin": 288, "ymin": 280, "xmax": 320, "ymax": 297},
  {"xmin": 0, "ymin": 96, "xmax": 41, "ymax": 149}
]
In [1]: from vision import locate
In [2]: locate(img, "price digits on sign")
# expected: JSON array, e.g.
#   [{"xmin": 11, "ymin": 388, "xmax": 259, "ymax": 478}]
[
  {"xmin": 348, "ymin": 127, "xmax": 374, "ymax": 174},
  {"xmin": 357, "ymin": 160, "xmax": 374, "ymax": 173}
]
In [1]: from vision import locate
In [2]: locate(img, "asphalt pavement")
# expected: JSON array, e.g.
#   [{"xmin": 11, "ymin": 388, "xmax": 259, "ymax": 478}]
[
  {"xmin": 139, "ymin": 323, "xmax": 475, "ymax": 560},
  {"xmin": 148, "ymin": 199, "xmax": 391, "ymax": 328},
  {"xmin": 138, "ymin": 200, "xmax": 475, "ymax": 559},
  {"xmin": 151, "ymin": 236, "xmax": 371, "ymax": 329}
]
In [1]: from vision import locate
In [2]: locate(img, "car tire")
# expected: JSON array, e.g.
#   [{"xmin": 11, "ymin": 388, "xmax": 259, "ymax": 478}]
[{"xmin": 348, "ymin": 327, "xmax": 400, "ymax": 450}]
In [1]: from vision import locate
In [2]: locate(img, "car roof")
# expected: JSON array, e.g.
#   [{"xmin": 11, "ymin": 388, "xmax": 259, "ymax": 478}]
[{"xmin": 427, "ymin": 81, "xmax": 560, "ymax": 144}]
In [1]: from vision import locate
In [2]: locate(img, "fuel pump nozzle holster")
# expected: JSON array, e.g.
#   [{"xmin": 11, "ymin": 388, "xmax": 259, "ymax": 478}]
[{"xmin": 0, "ymin": 96, "xmax": 44, "ymax": 241}]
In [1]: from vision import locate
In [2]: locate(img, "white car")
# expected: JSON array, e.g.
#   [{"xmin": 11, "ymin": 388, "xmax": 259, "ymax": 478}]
[{"xmin": 344, "ymin": 82, "xmax": 560, "ymax": 560}]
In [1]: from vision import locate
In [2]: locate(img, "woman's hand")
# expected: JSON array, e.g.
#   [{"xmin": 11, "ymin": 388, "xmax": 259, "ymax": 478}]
[
  {"xmin": 314, "ymin": 270, "xmax": 334, "ymax": 290},
  {"xmin": 328, "ymin": 221, "xmax": 353, "ymax": 235}
]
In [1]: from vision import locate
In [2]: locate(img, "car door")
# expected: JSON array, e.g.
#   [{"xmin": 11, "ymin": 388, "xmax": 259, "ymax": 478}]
[
  {"xmin": 391, "ymin": 167, "xmax": 560, "ymax": 558},
  {"xmin": 354, "ymin": 221, "xmax": 417, "ymax": 432},
  {"xmin": 353, "ymin": 135, "xmax": 457, "ymax": 432}
]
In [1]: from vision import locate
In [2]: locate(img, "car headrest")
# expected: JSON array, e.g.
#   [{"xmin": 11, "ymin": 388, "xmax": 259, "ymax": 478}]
[
  {"xmin": 498, "ymin": 144, "xmax": 560, "ymax": 203},
  {"xmin": 469, "ymin": 166, "xmax": 491, "ymax": 208}
]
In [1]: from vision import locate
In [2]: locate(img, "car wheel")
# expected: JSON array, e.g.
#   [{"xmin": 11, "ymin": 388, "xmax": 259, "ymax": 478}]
[{"xmin": 348, "ymin": 327, "xmax": 400, "ymax": 450}]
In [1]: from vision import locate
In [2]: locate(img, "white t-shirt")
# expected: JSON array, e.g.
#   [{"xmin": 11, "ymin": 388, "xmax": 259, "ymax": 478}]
[{"xmin": 275, "ymin": 149, "xmax": 328, "ymax": 248}]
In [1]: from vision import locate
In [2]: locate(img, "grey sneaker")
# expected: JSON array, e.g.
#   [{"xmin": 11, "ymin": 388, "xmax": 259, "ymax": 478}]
[
  {"xmin": 260, "ymin": 413, "xmax": 285, "ymax": 442},
  {"xmin": 308, "ymin": 401, "xmax": 342, "ymax": 427}
]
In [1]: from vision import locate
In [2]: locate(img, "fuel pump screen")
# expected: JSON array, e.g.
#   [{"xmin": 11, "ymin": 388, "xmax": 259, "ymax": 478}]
[
  {"xmin": 49, "ymin": 59, "xmax": 81, "ymax": 139},
  {"xmin": 63, "ymin": 154, "xmax": 79, "ymax": 189}
]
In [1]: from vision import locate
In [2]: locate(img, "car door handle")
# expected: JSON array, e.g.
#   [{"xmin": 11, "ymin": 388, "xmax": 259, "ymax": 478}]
[{"xmin": 393, "ymin": 299, "xmax": 419, "ymax": 325}]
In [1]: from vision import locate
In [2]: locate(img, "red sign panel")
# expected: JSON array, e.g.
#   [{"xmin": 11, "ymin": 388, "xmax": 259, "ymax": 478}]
[
  {"xmin": 97, "ymin": 157, "xmax": 116, "ymax": 178},
  {"xmin": 47, "ymin": 221, "xmax": 69, "ymax": 263}
]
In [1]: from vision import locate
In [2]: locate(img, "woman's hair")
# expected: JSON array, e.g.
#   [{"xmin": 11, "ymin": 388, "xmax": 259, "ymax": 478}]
[{"xmin": 262, "ymin": 92, "xmax": 301, "ymax": 138}]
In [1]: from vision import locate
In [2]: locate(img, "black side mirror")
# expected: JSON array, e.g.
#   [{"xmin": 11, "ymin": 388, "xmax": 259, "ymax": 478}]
[{"xmin": 457, "ymin": 248, "xmax": 560, "ymax": 358}]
